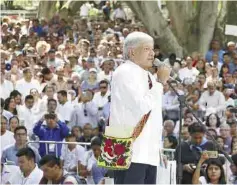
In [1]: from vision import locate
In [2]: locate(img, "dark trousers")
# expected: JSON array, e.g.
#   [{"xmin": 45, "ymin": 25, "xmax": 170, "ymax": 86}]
[{"xmin": 114, "ymin": 163, "xmax": 157, "ymax": 184}]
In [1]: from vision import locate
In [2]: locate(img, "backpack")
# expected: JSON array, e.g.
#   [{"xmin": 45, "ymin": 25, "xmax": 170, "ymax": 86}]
[{"xmin": 60, "ymin": 173, "xmax": 87, "ymax": 184}]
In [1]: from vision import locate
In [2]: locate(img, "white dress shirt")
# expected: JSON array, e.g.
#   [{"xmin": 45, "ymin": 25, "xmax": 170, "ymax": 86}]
[
  {"xmin": 162, "ymin": 90, "xmax": 184, "ymax": 110},
  {"xmin": 7, "ymin": 165, "xmax": 43, "ymax": 184},
  {"xmin": 70, "ymin": 102, "xmax": 98, "ymax": 129},
  {"xmin": 1, "ymin": 130, "xmax": 15, "ymax": 153},
  {"xmin": 97, "ymin": 71, "xmax": 113, "ymax": 82},
  {"xmin": 199, "ymin": 90, "xmax": 226, "ymax": 115},
  {"xmin": 1, "ymin": 164, "xmax": 19, "ymax": 184},
  {"xmin": 109, "ymin": 61, "xmax": 163, "ymax": 166},
  {"xmin": 178, "ymin": 67, "xmax": 200, "ymax": 83},
  {"xmin": 15, "ymin": 79, "xmax": 40, "ymax": 97},
  {"xmin": 57, "ymin": 101, "xmax": 74, "ymax": 122},
  {"xmin": 0, "ymin": 79, "xmax": 14, "ymax": 100},
  {"xmin": 60, "ymin": 145, "xmax": 85, "ymax": 171},
  {"xmin": 18, "ymin": 105, "xmax": 40, "ymax": 135},
  {"xmin": 93, "ymin": 91, "xmax": 110, "ymax": 108}
]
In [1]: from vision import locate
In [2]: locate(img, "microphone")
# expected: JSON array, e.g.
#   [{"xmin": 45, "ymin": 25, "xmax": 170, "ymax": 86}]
[{"xmin": 153, "ymin": 58, "xmax": 180, "ymax": 83}]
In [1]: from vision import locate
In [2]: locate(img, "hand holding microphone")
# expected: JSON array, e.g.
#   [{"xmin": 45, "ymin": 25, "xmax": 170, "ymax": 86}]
[{"xmin": 153, "ymin": 58, "xmax": 172, "ymax": 85}]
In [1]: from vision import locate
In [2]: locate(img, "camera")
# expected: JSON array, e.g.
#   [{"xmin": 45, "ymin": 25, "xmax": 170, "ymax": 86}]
[{"xmin": 44, "ymin": 113, "xmax": 56, "ymax": 120}]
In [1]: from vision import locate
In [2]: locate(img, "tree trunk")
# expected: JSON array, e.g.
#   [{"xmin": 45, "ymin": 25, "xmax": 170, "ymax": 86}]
[
  {"xmin": 126, "ymin": 1, "xmax": 184, "ymax": 57},
  {"xmin": 225, "ymin": 1, "xmax": 237, "ymax": 43},
  {"xmin": 38, "ymin": 1, "xmax": 57, "ymax": 20},
  {"xmin": 198, "ymin": 1, "xmax": 219, "ymax": 55},
  {"xmin": 213, "ymin": 1, "xmax": 227, "ymax": 47}
]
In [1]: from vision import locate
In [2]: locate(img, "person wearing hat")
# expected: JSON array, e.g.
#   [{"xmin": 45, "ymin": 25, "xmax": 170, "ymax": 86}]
[
  {"xmin": 97, "ymin": 59, "xmax": 113, "ymax": 82},
  {"xmin": 81, "ymin": 68, "xmax": 99, "ymax": 92},
  {"xmin": 227, "ymin": 41, "xmax": 237, "ymax": 56}
]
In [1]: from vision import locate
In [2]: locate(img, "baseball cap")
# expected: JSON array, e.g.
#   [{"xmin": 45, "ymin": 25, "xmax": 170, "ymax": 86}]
[{"xmin": 89, "ymin": 68, "xmax": 97, "ymax": 73}]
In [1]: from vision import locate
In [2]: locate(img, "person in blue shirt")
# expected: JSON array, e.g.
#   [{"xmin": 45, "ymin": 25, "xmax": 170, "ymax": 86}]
[
  {"xmin": 33, "ymin": 113, "xmax": 69, "ymax": 157},
  {"xmin": 205, "ymin": 40, "xmax": 225, "ymax": 63},
  {"xmin": 31, "ymin": 19, "xmax": 43, "ymax": 36}
]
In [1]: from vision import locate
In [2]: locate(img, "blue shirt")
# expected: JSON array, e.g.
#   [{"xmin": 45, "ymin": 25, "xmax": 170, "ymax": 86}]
[
  {"xmin": 229, "ymin": 62, "xmax": 237, "ymax": 74},
  {"xmin": 33, "ymin": 120, "xmax": 69, "ymax": 157},
  {"xmin": 205, "ymin": 50, "xmax": 225, "ymax": 63},
  {"xmin": 81, "ymin": 80, "xmax": 99, "ymax": 92},
  {"xmin": 1, "ymin": 144, "xmax": 41, "ymax": 165},
  {"xmin": 92, "ymin": 163, "xmax": 108, "ymax": 184},
  {"xmin": 32, "ymin": 26, "xmax": 43, "ymax": 36}
]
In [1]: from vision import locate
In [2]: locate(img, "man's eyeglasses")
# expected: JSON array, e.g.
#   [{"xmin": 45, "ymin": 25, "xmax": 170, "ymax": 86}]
[{"xmin": 100, "ymin": 86, "xmax": 107, "ymax": 89}]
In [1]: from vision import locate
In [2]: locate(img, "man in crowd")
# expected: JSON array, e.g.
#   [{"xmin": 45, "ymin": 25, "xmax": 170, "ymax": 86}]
[
  {"xmin": 15, "ymin": 68, "xmax": 40, "ymax": 98},
  {"xmin": 33, "ymin": 113, "xmax": 69, "ymax": 157},
  {"xmin": 175, "ymin": 123, "xmax": 216, "ymax": 184},
  {"xmin": 1, "ymin": 126, "xmax": 41, "ymax": 165},
  {"xmin": 18, "ymin": 95, "xmax": 39, "ymax": 136},
  {"xmin": 6, "ymin": 147, "xmax": 43, "ymax": 184},
  {"xmin": 70, "ymin": 90, "xmax": 98, "ymax": 129},
  {"xmin": 0, "ymin": 115, "xmax": 15, "ymax": 152},
  {"xmin": 199, "ymin": 81, "xmax": 226, "ymax": 117},
  {"xmin": 39, "ymin": 155, "xmax": 79, "ymax": 184},
  {"xmin": 57, "ymin": 90, "xmax": 74, "ymax": 124}
]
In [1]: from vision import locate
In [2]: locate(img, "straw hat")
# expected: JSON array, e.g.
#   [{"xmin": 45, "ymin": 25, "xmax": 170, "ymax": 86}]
[{"xmin": 36, "ymin": 41, "xmax": 51, "ymax": 55}]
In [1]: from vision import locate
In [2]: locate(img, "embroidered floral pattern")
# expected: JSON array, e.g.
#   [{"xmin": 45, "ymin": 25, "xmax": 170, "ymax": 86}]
[{"xmin": 97, "ymin": 136, "xmax": 133, "ymax": 169}]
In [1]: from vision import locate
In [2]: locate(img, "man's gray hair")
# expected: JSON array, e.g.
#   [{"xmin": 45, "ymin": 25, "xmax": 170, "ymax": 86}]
[
  {"xmin": 123, "ymin": 31, "xmax": 153, "ymax": 60},
  {"xmin": 164, "ymin": 120, "xmax": 175, "ymax": 127}
]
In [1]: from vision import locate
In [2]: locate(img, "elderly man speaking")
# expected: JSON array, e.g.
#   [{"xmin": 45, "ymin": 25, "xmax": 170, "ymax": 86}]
[{"xmin": 109, "ymin": 32, "xmax": 171, "ymax": 184}]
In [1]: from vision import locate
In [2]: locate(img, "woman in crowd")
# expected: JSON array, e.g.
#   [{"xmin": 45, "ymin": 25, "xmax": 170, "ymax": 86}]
[
  {"xmin": 216, "ymin": 136, "xmax": 225, "ymax": 151},
  {"xmin": 81, "ymin": 69, "xmax": 99, "ymax": 92},
  {"xmin": 205, "ymin": 113, "xmax": 221, "ymax": 134},
  {"xmin": 9, "ymin": 115, "xmax": 20, "ymax": 132},
  {"xmin": 219, "ymin": 64, "xmax": 230, "ymax": 78},
  {"xmin": 192, "ymin": 152, "xmax": 226, "ymax": 184},
  {"xmin": 4, "ymin": 97, "xmax": 18, "ymax": 116},
  {"xmin": 164, "ymin": 135, "xmax": 178, "ymax": 149}
]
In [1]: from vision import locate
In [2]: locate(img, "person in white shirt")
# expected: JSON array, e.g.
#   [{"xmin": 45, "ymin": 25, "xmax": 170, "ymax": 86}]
[
  {"xmin": 15, "ymin": 68, "xmax": 40, "ymax": 98},
  {"xmin": 1, "ymin": 98, "xmax": 13, "ymax": 121},
  {"xmin": 97, "ymin": 59, "xmax": 113, "ymax": 82},
  {"xmin": 199, "ymin": 81, "xmax": 226, "ymax": 118},
  {"xmin": 60, "ymin": 133, "xmax": 85, "ymax": 172},
  {"xmin": 93, "ymin": 80, "xmax": 110, "ymax": 118},
  {"xmin": 57, "ymin": 90, "xmax": 74, "ymax": 124},
  {"xmin": 1, "ymin": 116, "xmax": 15, "ymax": 153},
  {"xmin": 6, "ymin": 147, "xmax": 43, "ymax": 185},
  {"xmin": 1, "ymin": 163, "xmax": 19, "ymax": 184},
  {"xmin": 210, "ymin": 53, "xmax": 222, "ymax": 74},
  {"xmin": 178, "ymin": 56, "xmax": 200, "ymax": 83},
  {"xmin": 70, "ymin": 91, "xmax": 98, "ymax": 129},
  {"xmin": 110, "ymin": 32, "xmax": 171, "ymax": 184},
  {"xmin": 0, "ymin": 72, "xmax": 14, "ymax": 100},
  {"xmin": 113, "ymin": 4, "xmax": 126, "ymax": 21},
  {"xmin": 162, "ymin": 80, "xmax": 185, "ymax": 121},
  {"xmin": 39, "ymin": 85, "xmax": 57, "ymax": 112},
  {"xmin": 18, "ymin": 95, "xmax": 39, "ymax": 136}
]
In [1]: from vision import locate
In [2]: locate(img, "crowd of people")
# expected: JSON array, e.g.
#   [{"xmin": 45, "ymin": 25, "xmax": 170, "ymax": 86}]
[{"xmin": 1, "ymin": 1, "xmax": 237, "ymax": 184}]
